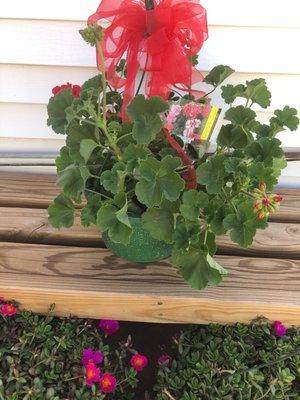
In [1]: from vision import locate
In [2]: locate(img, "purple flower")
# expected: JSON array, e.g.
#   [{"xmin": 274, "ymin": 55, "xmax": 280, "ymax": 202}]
[
  {"xmin": 158, "ymin": 354, "xmax": 172, "ymax": 366},
  {"xmin": 274, "ymin": 321, "xmax": 287, "ymax": 337},
  {"xmin": 81, "ymin": 348, "xmax": 104, "ymax": 366},
  {"xmin": 99, "ymin": 319, "xmax": 119, "ymax": 335}
]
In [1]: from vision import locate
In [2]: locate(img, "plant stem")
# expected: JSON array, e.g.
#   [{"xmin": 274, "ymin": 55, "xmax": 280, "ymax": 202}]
[
  {"xmin": 135, "ymin": 56, "xmax": 148, "ymax": 96},
  {"xmin": 85, "ymin": 188, "xmax": 111, "ymax": 200},
  {"xmin": 96, "ymin": 42, "xmax": 107, "ymax": 126},
  {"xmin": 163, "ymin": 388, "xmax": 176, "ymax": 400},
  {"xmin": 241, "ymin": 189, "xmax": 255, "ymax": 199}
]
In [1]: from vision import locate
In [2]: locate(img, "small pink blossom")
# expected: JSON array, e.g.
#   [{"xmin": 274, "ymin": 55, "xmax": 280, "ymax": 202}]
[
  {"xmin": 274, "ymin": 321, "xmax": 287, "ymax": 337},
  {"xmin": 201, "ymin": 104, "xmax": 211, "ymax": 117},
  {"xmin": 0, "ymin": 304, "xmax": 17, "ymax": 316},
  {"xmin": 99, "ymin": 319, "xmax": 119, "ymax": 335},
  {"xmin": 166, "ymin": 104, "xmax": 182, "ymax": 125},
  {"xmin": 99, "ymin": 373, "xmax": 117, "ymax": 393},
  {"xmin": 131, "ymin": 354, "xmax": 148, "ymax": 372},
  {"xmin": 85, "ymin": 362, "xmax": 100, "ymax": 386},
  {"xmin": 158, "ymin": 354, "xmax": 172, "ymax": 366},
  {"xmin": 183, "ymin": 102, "xmax": 203, "ymax": 119},
  {"xmin": 183, "ymin": 119, "xmax": 201, "ymax": 143},
  {"xmin": 81, "ymin": 348, "xmax": 104, "ymax": 366}
]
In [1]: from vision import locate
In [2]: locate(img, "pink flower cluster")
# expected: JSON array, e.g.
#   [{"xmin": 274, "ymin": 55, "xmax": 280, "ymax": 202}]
[
  {"xmin": 0, "ymin": 297, "xmax": 17, "ymax": 317},
  {"xmin": 274, "ymin": 321, "xmax": 287, "ymax": 337},
  {"xmin": 52, "ymin": 82, "xmax": 81, "ymax": 98}
]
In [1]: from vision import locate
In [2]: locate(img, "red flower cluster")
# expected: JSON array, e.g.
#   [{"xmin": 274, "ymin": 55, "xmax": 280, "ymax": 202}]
[
  {"xmin": 52, "ymin": 82, "xmax": 81, "ymax": 98},
  {"xmin": 253, "ymin": 182, "xmax": 284, "ymax": 220}
]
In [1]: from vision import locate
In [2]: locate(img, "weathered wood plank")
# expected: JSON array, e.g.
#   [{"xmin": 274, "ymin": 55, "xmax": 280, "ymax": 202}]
[
  {"xmin": 0, "ymin": 242, "xmax": 299, "ymax": 325},
  {"xmin": 0, "ymin": 207, "xmax": 299, "ymax": 258},
  {"xmin": 0, "ymin": 171, "xmax": 300, "ymax": 220}
]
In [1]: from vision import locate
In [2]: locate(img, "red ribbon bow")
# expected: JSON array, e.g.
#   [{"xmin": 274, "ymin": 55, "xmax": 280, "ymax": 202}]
[{"xmin": 88, "ymin": 0, "xmax": 208, "ymax": 120}]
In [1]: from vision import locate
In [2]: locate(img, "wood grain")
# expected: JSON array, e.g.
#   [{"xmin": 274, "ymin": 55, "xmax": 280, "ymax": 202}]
[
  {"xmin": 0, "ymin": 242, "xmax": 299, "ymax": 325},
  {"xmin": 0, "ymin": 207, "xmax": 299, "ymax": 258},
  {"xmin": 0, "ymin": 171, "xmax": 299, "ymax": 220}
]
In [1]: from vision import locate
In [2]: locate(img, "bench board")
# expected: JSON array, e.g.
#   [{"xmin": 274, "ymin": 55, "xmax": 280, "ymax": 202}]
[{"xmin": 0, "ymin": 170, "xmax": 299, "ymax": 325}]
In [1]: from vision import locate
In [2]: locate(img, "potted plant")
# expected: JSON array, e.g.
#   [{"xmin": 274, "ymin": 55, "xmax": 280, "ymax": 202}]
[{"xmin": 47, "ymin": 0, "xmax": 299, "ymax": 290}]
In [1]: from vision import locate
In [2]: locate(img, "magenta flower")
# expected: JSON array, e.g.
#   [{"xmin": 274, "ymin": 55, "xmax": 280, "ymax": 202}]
[
  {"xmin": 85, "ymin": 362, "xmax": 100, "ymax": 386},
  {"xmin": 158, "ymin": 354, "xmax": 172, "ymax": 366},
  {"xmin": 81, "ymin": 348, "xmax": 104, "ymax": 366},
  {"xmin": 99, "ymin": 319, "xmax": 119, "ymax": 335},
  {"xmin": 0, "ymin": 303, "xmax": 17, "ymax": 316},
  {"xmin": 131, "ymin": 354, "xmax": 148, "ymax": 372},
  {"xmin": 99, "ymin": 373, "xmax": 117, "ymax": 393},
  {"xmin": 274, "ymin": 321, "xmax": 287, "ymax": 337}
]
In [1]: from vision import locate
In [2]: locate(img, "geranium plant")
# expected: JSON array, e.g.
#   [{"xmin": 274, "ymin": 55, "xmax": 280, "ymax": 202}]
[{"xmin": 47, "ymin": 0, "xmax": 299, "ymax": 291}]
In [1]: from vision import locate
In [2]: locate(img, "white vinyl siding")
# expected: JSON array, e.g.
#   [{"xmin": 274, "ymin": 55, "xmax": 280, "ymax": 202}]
[{"xmin": 1, "ymin": 0, "xmax": 300, "ymax": 157}]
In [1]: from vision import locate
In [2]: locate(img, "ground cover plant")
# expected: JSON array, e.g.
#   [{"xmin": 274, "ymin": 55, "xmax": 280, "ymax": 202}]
[
  {"xmin": 1, "ymin": 299, "xmax": 299, "ymax": 399},
  {"xmin": 154, "ymin": 322, "xmax": 300, "ymax": 400}
]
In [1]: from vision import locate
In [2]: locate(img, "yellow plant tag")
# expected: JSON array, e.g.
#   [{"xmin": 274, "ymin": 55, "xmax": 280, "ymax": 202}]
[{"xmin": 200, "ymin": 106, "xmax": 221, "ymax": 141}]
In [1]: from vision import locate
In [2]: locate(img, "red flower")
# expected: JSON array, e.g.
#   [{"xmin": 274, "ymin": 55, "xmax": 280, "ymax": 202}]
[
  {"xmin": 99, "ymin": 373, "xmax": 117, "ymax": 393},
  {"xmin": 262, "ymin": 198, "xmax": 271, "ymax": 206},
  {"xmin": 131, "ymin": 354, "xmax": 148, "ymax": 372},
  {"xmin": 99, "ymin": 319, "xmax": 119, "ymax": 335},
  {"xmin": 85, "ymin": 362, "xmax": 100, "ymax": 386},
  {"xmin": 0, "ymin": 303, "xmax": 17, "ymax": 316},
  {"xmin": 274, "ymin": 321, "xmax": 287, "ymax": 337},
  {"xmin": 52, "ymin": 82, "xmax": 81, "ymax": 98}
]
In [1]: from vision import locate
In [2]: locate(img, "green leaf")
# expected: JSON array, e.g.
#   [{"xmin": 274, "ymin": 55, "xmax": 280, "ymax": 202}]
[
  {"xmin": 66, "ymin": 122, "xmax": 97, "ymax": 163},
  {"xmin": 135, "ymin": 156, "xmax": 185, "ymax": 207},
  {"xmin": 196, "ymin": 156, "xmax": 226, "ymax": 194},
  {"xmin": 123, "ymin": 143, "xmax": 151, "ymax": 172},
  {"xmin": 142, "ymin": 200, "xmax": 179, "ymax": 243},
  {"xmin": 81, "ymin": 193, "xmax": 102, "ymax": 227},
  {"xmin": 245, "ymin": 137, "xmax": 284, "ymax": 166},
  {"xmin": 47, "ymin": 89, "xmax": 75, "ymax": 134},
  {"xmin": 80, "ymin": 74, "xmax": 102, "ymax": 99},
  {"xmin": 80, "ymin": 139, "xmax": 99, "ymax": 163},
  {"xmin": 248, "ymin": 162, "xmax": 278, "ymax": 190},
  {"xmin": 180, "ymin": 190, "xmax": 209, "ymax": 221},
  {"xmin": 270, "ymin": 106, "xmax": 299, "ymax": 131},
  {"xmin": 204, "ymin": 65, "xmax": 235, "ymax": 87},
  {"xmin": 48, "ymin": 194, "xmax": 75, "ymax": 228},
  {"xmin": 223, "ymin": 201, "xmax": 265, "ymax": 247},
  {"xmin": 210, "ymin": 207, "xmax": 229, "ymax": 235},
  {"xmin": 225, "ymin": 106, "xmax": 256, "ymax": 127},
  {"xmin": 57, "ymin": 165, "xmax": 89, "ymax": 203},
  {"xmin": 100, "ymin": 162, "xmax": 126, "ymax": 194},
  {"xmin": 243, "ymin": 78, "xmax": 271, "ymax": 109},
  {"xmin": 97, "ymin": 201, "xmax": 132, "ymax": 245},
  {"xmin": 172, "ymin": 247, "xmax": 225, "ymax": 290},
  {"xmin": 127, "ymin": 95, "xmax": 169, "ymax": 144},
  {"xmin": 173, "ymin": 219, "xmax": 201, "ymax": 250},
  {"xmin": 55, "ymin": 146, "xmax": 73, "ymax": 173},
  {"xmin": 217, "ymin": 124, "xmax": 250, "ymax": 149},
  {"xmin": 221, "ymin": 84, "xmax": 245, "ymax": 104}
]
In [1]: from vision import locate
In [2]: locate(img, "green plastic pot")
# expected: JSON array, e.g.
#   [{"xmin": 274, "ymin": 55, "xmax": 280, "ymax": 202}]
[{"xmin": 102, "ymin": 216, "xmax": 172, "ymax": 263}]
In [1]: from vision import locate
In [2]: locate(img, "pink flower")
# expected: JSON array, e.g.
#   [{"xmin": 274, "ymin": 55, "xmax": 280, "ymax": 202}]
[
  {"xmin": 183, "ymin": 102, "xmax": 203, "ymax": 119},
  {"xmin": 274, "ymin": 321, "xmax": 287, "ymax": 337},
  {"xmin": 85, "ymin": 362, "xmax": 100, "ymax": 386},
  {"xmin": 0, "ymin": 303, "xmax": 17, "ymax": 316},
  {"xmin": 183, "ymin": 119, "xmax": 202, "ymax": 143},
  {"xmin": 52, "ymin": 82, "xmax": 81, "ymax": 98},
  {"xmin": 99, "ymin": 373, "xmax": 117, "ymax": 393},
  {"xmin": 158, "ymin": 354, "xmax": 172, "ymax": 366},
  {"xmin": 131, "ymin": 354, "xmax": 148, "ymax": 372},
  {"xmin": 166, "ymin": 104, "xmax": 182, "ymax": 125},
  {"xmin": 201, "ymin": 104, "xmax": 211, "ymax": 117},
  {"xmin": 81, "ymin": 348, "xmax": 104, "ymax": 366},
  {"xmin": 99, "ymin": 319, "xmax": 119, "ymax": 335}
]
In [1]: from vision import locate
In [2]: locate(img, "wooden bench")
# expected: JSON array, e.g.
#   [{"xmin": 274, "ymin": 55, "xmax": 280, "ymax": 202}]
[{"xmin": 0, "ymin": 170, "xmax": 299, "ymax": 326}]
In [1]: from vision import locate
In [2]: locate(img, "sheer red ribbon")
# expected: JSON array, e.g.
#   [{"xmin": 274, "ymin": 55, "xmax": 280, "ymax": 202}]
[{"xmin": 88, "ymin": 0, "xmax": 208, "ymax": 120}]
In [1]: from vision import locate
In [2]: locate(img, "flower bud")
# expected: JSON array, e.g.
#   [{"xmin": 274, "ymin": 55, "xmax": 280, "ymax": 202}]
[
  {"xmin": 257, "ymin": 211, "xmax": 266, "ymax": 220},
  {"xmin": 262, "ymin": 198, "xmax": 271, "ymax": 207},
  {"xmin": 79, "ymin": 24, "xmax": 104, "ymax": 46},
  {"xmin": 273, "ymin": 195, "xmax": 283, "ymax": 203},
  {"xmin": 254, "ymin": 201, "xmax": 262, "ymax": 210},
  {"xmin": 259, "ymin": 182, "xmax": 267, "ymax": 192}
]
